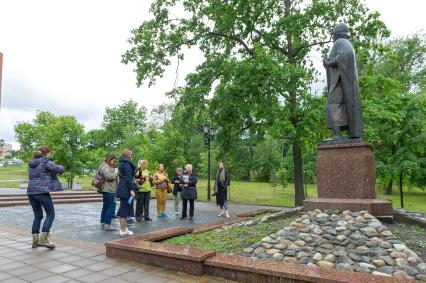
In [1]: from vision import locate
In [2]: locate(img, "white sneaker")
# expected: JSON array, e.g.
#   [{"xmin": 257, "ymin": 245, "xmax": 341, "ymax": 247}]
[
  {"xmin": 119, "ymin": 229, "xmax": 134, "ymax": 237},
  {"xmin": 225, "ymin": 211, "xmax": 230, "ymax": 219},
  {"xmin": 217, "ymin": 211, "xmax": 224, "ymax": 217},
  {"xmin": 175, "ymin": 211, "xmax": 179, "ymax": 215}
]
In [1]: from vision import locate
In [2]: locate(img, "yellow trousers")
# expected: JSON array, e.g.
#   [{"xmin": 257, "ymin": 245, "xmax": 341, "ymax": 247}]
[{"xmin": 156, "ymin": 189, "xmax": 167, "ymax": 213}]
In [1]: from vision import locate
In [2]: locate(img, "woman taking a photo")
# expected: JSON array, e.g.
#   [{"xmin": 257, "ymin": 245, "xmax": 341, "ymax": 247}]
[
  {"xmin": 27, "ymin": 146, "xmax": 64, "ymax": 249},
  {"xmin": 99, "ymin": 154, "xmax": 119, "ymax": 231},
  {"xmin": 153, "ymin": 163, "xmax": 169, "ymax": 217},
  {"xmin": 136, "ymin": 159, "xmax": 153, "ymax": 222},
  {"xmin": 116, "ymin": 149, "xmax": 137, "ymax": 236},
  {"xmin": 180, "ymin": 164, "xmax": 197, "ymax": 220}
]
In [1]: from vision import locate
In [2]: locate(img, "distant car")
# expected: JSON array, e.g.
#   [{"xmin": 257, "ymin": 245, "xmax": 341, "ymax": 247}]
[
  {"xmin": 4, "ymin": 160, "xmax": 24, "ymax": 166},
  {"xmin": 0, "ymin": 162, "xmax": 4, "ymax": 167}
]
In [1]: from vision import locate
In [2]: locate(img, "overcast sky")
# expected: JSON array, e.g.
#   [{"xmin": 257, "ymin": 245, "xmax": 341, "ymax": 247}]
[{"xmin": 0, "ymin": 0, "xmax": 425, "ymax": 149}]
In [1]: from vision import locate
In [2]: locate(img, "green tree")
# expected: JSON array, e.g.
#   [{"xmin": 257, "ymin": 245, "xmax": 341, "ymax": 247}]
[
  {"xmin": 15, "ymin": 111, "xmax": 86, "ymax": 187},
  {"xmin": 122, "ymin": 0, "xmax": 388, "ymax": 205},
  {"xmin": 362, "ymin": 33, "xmax": 426, "ymax": 195},
  {"xmin": 102, "ymin": 100, "xmax": 148, "ymax": 149}
]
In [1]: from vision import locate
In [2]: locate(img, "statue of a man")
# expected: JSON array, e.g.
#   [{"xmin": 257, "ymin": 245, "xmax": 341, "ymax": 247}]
[{"xmin": 323, "ymin": 23, "xmax": 363, "ymax": 143}]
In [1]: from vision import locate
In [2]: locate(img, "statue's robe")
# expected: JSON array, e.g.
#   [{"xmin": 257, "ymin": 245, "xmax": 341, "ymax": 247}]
[{"xmin": 326, "ymin": 38, "xmax": 363, "ymax": 139}]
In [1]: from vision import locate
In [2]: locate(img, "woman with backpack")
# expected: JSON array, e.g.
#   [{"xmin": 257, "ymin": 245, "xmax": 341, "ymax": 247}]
[
  {"xmin": 27, "ymin": 146, "xmax": 64, "ymax": 249},
  {"xmin": 98, "ymin": 154, "xmax": 119, "ymax": 231},
  {"xmin": 116, "ymin": 149, "xmax": 137, "ymax": 236}
]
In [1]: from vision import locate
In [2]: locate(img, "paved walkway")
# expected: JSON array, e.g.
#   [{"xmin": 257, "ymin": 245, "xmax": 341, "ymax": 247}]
[
  {"xmin": 0, "ymin": 188, "xmax": 285, "ymax": 282},
  {"xmin": 0, "ymin": 226, "xmax": 229, "ymax": 283},
  {"xmin": 0, "ymin": 197, "xmax": 283, "ymax": 244}
]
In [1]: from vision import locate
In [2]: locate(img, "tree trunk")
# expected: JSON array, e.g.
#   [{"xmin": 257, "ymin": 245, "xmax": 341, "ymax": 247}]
[
  {"xmin": 293, "ymin": 137, "xmax": 305, "ymax": 206},
  {"xmin": 399, "ymin": 173, "xmax": 404, "ymax": 208},
  {"xmin": 384, "ymin": 179, "xmax": 393, "ymax": 195},
  {"xmin": 284, "ymin": 0, "xmax": 304, "ymax": 206}
]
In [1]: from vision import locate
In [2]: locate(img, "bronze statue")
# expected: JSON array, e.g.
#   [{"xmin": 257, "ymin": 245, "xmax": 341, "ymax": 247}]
[{"xmin": 323, "ymin": 23, "xmax": 363, "ymax": 143}]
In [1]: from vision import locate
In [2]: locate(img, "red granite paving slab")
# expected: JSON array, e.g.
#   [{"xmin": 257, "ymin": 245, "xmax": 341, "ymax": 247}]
[
  {"xmin": 133, "ymin": 227, "xmax": 193, "ymax": 242},
  {"xmin": 204, "ymin": 254, "xmax": 417, "ymax": 283},
  {"xmin": 106, "ymin": 240, "xmax": 215, "ymax": 276},
  {"xmin": 106, "ymin": 239, "xmax": 214, "ymax": 262}
]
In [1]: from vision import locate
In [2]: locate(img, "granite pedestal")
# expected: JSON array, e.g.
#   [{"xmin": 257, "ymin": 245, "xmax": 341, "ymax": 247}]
[{"xmin": 304, "ymin": 143, "xmax": 393, "ymax": 216}]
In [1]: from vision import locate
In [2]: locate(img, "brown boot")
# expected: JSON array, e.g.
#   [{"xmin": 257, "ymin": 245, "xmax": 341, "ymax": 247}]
[
  {"xmin": 32, "ymin": 234, "xmax": 39, "ymax": 248},
  {"xmin": 39, "ymin": 232, "xmax": 55, "ymax": 249}
]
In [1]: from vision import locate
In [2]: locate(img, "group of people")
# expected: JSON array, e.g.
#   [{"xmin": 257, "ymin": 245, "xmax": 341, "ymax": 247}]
[{"xmin": 26, "ymin": 146, "xmax": 231, "ymax": 247}]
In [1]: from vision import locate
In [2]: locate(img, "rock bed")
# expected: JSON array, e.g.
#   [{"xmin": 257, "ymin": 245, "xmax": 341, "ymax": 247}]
[
  {"xmin": 240, "ymin": 209, "xmax": 426, "ymax": 281},
  {"xmin": 213, "ymin": 207, "xmax": 301, "ymax": 232}
]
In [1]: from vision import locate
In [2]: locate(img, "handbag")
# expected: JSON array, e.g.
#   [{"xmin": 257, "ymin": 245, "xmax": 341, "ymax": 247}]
[
  {"xmin": 166, "ymin": 183, "xmax": 172, "ymax": 194},
  {"xmin": 91, "ymin": 171, "xmax": 105, "ymax": 192}
]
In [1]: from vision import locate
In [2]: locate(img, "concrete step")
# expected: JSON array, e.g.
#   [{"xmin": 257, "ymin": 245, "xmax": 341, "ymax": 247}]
[
  {"xmin": 0, "ymin": 195, "xmax": 102, "ymax": 202},
  {"xmin": 0, "ymin": 198, "xmax": 103, "ymax": 207},
  {"xmin": 0, "ymin": 191, "xmax": 99, "ymax": 197}
]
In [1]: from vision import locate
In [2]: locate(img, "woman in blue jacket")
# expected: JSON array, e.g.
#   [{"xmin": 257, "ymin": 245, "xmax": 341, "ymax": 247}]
[
  {"xmin": 27, "ymin": 146, "xmax": 64, "ymax": 249},
  {"xmin": 116, "ymin": 149, "xmax": 137, "ymax": 236}
]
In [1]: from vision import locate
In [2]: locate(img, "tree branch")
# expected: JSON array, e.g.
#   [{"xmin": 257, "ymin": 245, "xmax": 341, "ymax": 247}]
[
  {"xmin": 294, "ymin": 40, "xmax": 333, "ymax": 56},
  {"xmin": 253, "ymin": 29, "xmax": 288, "ymax": 55},
  {"xmin": 208, "ymin": 31, "xmax": 254, "ymax": 55}
]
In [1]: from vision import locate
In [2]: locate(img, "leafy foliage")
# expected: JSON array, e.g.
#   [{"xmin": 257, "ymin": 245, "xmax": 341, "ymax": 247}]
[{"xmin": 122, "ymin": 0, "xmax": 389, "ymax": 205}]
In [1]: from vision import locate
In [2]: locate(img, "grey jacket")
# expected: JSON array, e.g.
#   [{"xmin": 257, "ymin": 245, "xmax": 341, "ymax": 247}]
[{"xmin": 99, "ymin": 162, "xmax": 118, "ymax": 193}]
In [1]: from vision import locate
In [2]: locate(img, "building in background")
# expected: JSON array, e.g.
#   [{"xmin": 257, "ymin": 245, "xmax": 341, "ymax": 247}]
[{"xmin": 0, "ymin": 142, "xmax": 12, "ymax": 159}]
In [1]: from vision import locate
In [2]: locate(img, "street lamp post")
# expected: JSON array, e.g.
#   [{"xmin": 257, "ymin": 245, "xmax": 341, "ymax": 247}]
[
  {"xmin": 202, "ymin": 124, "xmax": 216, "ymax": 201},
  {"xmin": 64, "ymin": 134, "xmax": 80, "ymax": 190}
]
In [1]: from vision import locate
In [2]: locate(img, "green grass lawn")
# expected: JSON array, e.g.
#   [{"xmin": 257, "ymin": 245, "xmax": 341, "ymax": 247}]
[
  {"xmin": 164, "ymin": 215, "xmax": 297, "ymax": 253},
  {"xmin": 1, "ymin": 166, "xmax": 425, "ymax": 213},
  {"xmin": 0, "ymin": 165, "xmax": 27, "ymax": 179}
]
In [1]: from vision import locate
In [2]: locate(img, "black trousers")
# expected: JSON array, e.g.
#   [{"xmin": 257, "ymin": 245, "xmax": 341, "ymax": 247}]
[
  {"xmin": 136, "ymin": 191, "xmax": 151, "ymax": 219},
  {"xmin": 182, "ymin": 199, "xmax": 194, "ymax": 218}
]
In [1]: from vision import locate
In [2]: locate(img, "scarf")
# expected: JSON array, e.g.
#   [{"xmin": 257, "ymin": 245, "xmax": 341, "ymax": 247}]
[{"xmin": 215, "ymin": 168, "xmax": 226, "ymax": 193}]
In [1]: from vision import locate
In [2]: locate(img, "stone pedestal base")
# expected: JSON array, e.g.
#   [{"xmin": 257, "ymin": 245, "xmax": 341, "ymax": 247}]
[
  {"xmin": 303, "ymin": 198, "xmax": 393, "ymax": 216},
  {"xmin": 303, "ymin": 142, "xmax": 392, "ymax": 217}
]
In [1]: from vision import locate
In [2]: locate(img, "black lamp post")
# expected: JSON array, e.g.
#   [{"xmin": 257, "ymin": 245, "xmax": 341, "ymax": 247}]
[
  {"xmin": 202, "ymin": 124, "xmax": 216, "ymax": 201},
  {"xmin": 64, "ymin": 134, "xmax": 81, "ymax": 189}
]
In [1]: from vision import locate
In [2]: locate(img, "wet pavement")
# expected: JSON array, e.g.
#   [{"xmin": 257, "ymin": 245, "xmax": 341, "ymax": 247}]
[
  {"xmin": 1, "ymin": 188, "xmax": 283, "ymax": 244},
  {"xmin": 0, "ymin": 227, "xmax": 227, "ymax": 282}
]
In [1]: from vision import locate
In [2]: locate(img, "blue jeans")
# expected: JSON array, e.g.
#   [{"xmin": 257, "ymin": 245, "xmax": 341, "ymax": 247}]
[
  {"xmin": 28, "ymin": 193, "xmax": 55, "ymax": 234},
  {"xmin": 101, "ymin": 192, "xmax": 116, "ymax": 225}
]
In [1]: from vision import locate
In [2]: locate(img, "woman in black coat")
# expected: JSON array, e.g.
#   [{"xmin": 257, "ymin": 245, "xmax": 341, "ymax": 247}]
[
  {"xmin": 180, "ymin": 164, "xmax": 197, "ymax": 220},
  {"xmin": 116, "ymin": 149, "xmax": 137, "ymax": 236},
  {"xmin": 214, "ymin": 162, "xmax": 231, "ymax": 218}
]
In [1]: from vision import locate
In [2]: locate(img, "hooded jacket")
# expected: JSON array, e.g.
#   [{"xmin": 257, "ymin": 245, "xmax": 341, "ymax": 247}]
[
  {"xmin": 27, "ymin": 157, "xmax": 64, "ymax": 194},
  {"xmin": 99, "ymin": 161, "xmax": 119, "ymax": 193},
  {"xmin": 116, "ymin": 156, "xmax": 137, "ymax": 198}
]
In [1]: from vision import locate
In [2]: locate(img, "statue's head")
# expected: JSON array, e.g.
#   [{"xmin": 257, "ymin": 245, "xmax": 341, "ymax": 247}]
[{"xmin": 332, "ymin": 23, "xmax": 350, "ymax": 41}]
